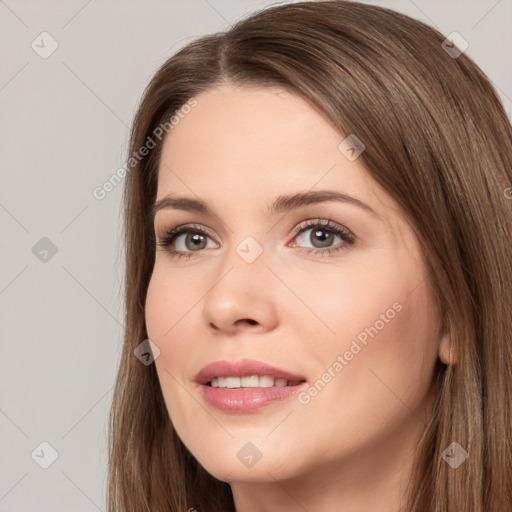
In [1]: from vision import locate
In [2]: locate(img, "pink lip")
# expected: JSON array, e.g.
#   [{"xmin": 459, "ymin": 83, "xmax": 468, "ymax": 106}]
[{"xmin": 195, "ymin": 359, "xmax": 307, "ymax": 413}]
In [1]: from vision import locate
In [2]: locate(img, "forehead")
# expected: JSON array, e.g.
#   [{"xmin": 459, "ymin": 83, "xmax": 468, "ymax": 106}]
[
  {"xmin": 162, "ymin": 85, "xmax": 335, "ymax": 162},
  {"xmin": 158, "ymin": 85, "xmax": 367, "ymax": 195}
]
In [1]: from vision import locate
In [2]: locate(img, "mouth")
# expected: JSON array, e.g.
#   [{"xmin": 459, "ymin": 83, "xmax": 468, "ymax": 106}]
[
  {"xmin": 195, "ymin": 359, "xmax": 308, "ymax": 413},
  {"xmin": 207, "ymin": 376, "xmax": 305, "ymax": 388},
  {"xmin": 195, "ymin": 358, "xmax": 306, "ymax": 386}
]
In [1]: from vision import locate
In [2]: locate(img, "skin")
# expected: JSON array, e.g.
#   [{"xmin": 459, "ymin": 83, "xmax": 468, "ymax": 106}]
[{"xmin": 144, "ymin": 84, "xmax": 451, "ymax": 512}]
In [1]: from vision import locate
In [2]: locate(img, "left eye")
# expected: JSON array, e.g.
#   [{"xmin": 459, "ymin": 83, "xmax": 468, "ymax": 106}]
[
  {"xmin": 289, "ymin": 220, "xmax": 355, "ymax": 253},
  {"xmin": 295, "ymin": 227, "xmax": 342, "ymax": 248}
]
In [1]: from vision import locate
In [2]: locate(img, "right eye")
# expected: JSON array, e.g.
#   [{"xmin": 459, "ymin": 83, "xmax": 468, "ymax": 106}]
[{"xmin": 156, "ymin": 224, "xmax": 219, "ymax": 259}]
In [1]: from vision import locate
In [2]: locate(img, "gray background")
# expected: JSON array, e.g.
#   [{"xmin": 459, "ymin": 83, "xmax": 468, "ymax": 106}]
[{"xmin": 1, "ymin": 0, "xmax": 510, "ymax": 510}]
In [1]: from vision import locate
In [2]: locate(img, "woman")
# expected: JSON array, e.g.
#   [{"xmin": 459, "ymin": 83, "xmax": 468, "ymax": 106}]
[{"xmin": 107, "ymin": 1, "xmax": 512, "ymax": 511}]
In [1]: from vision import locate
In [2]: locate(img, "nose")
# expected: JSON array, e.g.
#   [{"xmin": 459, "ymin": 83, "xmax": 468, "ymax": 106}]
[{"xmin": 201, "ymin": 246, "xmax": 279, "ymax": 336}]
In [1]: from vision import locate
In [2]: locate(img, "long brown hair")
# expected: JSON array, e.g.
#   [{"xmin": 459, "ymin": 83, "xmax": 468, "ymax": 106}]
[{"xmin": 107, "ymin": 1, "xmax": 512, "ymax": 510}]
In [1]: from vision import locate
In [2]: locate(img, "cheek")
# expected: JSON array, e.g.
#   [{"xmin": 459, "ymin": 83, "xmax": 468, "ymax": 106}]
[
  {"xmin": 145, "ymin": 272, "xmax": 200, "ymax": 432},
  {"xmin": 285, "ymin": 249, "xmax": 438, "ymax": 416},
  {"xmin": 144, "ymin": 277, "xmax": 162, "ymax": 340},
  {"xmin": 277, "ymin": 251, "xmax": 410, "ymax": 348},
  {"xmin": 144, "ymin": 269, "xmax": 198, "ymax": 386},
  {"xmin": 297, "ymin": 274, "xmax": 439, "ymax": 443},
  {"xmin": 144, "ymin": 264, "xmax": 200, "ymax": 341}
]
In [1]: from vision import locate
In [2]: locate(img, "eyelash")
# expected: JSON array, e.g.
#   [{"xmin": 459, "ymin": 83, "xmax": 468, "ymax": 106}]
[{"xmin": 156, "ymin": 218, "xmax": 356, "ymax": 260}]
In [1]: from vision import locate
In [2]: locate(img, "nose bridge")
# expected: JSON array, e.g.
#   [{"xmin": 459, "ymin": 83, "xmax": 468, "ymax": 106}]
[
  {"xmin": 200, "ymin": 232, "xmax": 278, "ymax": 332},
  {"xmin": 214, "ymin": 232, "xmax": 271, "ymax": 298},
  {"xmin": 233, "ymin": 234, "xmax": 266, "ymax": 266}
]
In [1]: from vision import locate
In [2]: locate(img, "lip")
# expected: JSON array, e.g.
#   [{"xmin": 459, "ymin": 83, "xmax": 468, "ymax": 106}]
[{"xmin": 195, "ymin": 359, "xmax": 307, "ymax": 413}]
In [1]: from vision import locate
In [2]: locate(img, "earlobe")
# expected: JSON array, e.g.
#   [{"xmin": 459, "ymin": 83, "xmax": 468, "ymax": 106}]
[{"xmin": 438, "ymin": 329, "xmax": 453, "ymax": 366}]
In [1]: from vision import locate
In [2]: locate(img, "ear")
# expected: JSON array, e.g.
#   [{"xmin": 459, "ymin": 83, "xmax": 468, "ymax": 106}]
[{"xmin": 438, "ymin": 318, "xmax": 454, "ymax": 366}]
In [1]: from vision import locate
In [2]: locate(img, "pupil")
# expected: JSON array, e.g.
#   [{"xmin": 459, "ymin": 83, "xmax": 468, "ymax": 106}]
[
  {"xmin": 187, "ymin": 233, "xmax": 206, "ymax": 250},
  {"xmin": 312, "ymin": 229, "xmax": 332, "ymax": 248}
]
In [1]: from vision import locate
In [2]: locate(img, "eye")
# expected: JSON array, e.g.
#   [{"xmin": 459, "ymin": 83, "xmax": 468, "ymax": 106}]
[
  {"xmin": 288, "ymin": 218, "xmax": 355, "ymax": 256},
  {"xmin": 156, "ymin": 218, "xmax": 356, "ymax": 260},
  {"xmin": 156, "ymin": 224, "xmax": 219, "ymax": 259}
]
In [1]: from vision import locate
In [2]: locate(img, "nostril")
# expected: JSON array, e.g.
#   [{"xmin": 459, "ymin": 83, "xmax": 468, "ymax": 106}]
[{"xmin": 235, "ymin": 318, "xmax": 258, "ymax": 326}]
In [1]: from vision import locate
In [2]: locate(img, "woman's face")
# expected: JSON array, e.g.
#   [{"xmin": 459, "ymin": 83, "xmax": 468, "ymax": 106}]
[{"xmin": 145, "ymin": 84, "xmax": 449, "ymax": 490}]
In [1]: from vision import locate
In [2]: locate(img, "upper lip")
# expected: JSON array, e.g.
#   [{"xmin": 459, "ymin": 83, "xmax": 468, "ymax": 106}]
[{"xmin": 195, "ymin": 359, "xmax": 307, "ymax": 385}]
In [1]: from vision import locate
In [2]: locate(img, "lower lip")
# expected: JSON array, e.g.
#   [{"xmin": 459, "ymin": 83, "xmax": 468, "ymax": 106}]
[{"xmin": 199, "ymin": 382, "xmax": 307, "ymax": 413}]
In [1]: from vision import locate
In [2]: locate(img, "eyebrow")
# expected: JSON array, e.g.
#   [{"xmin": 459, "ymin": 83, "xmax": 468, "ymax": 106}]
[{"xmin": 151, "ymin": 189, "xmax": 378, "ymax": 222}]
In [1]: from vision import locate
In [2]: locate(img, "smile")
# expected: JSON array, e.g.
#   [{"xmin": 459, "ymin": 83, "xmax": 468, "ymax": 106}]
[
  {"xmin": 196, "ymin": 359, "xmax": 308, "ymax": 412},
  {"xmin": 209, "ymin": 376, "xmax": 304, "ymax": 388}
]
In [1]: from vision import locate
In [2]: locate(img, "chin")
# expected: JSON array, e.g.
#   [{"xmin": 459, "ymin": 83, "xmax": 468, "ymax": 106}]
[{"xmin": 188, "ymin": 442, "xmax": 301, "ymax": 484}]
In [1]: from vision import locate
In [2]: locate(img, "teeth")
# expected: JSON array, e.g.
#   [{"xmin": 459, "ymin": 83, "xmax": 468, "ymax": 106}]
[
  {"xmin": 226, "ymin": 377, "xmax": 240, "ymax": 388},
  {"xmin": 209, "ymin": 375, "xmax": 301, "ymax": 388},
  {"xmin": 259, "ymin": 375, "xmax": 274, "ymax": 387},
  {"xmin": 240, "ymin": 375, "xmax": 259, "ymax": 387}
]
